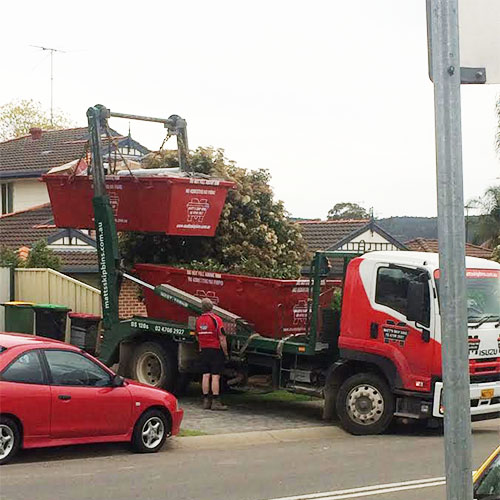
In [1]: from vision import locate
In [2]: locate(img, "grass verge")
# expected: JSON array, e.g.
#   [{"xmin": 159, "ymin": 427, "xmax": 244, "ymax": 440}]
[{"xmin": 178, "ymin": 428, "xmax": 209, "ymax": 437}]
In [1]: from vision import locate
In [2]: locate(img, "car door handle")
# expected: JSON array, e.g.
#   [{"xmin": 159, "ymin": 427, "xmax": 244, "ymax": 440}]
[{"xmin": 58, "ymin": 395, "xmax": 71, "ymax": 401}]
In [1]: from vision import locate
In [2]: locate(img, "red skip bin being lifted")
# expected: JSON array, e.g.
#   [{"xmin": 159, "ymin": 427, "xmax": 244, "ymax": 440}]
[{"xmin": 43, "ymin": 171, "xmax": 235, "ymax": 236}]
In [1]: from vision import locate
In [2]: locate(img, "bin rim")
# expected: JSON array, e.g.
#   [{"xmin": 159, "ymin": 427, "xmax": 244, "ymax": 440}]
[
  {"xmin": 32, "ymin": 303, "xmax": 71, "ymax": 312},
  {"xmin": 1, "ymin": 301, "xmax": 35, "ymax": 307},
  {"xmin": 43, "ymin": 173, "xmax": 236, "ymax": 189},
  {"xmin": 68, "ymin": 312, "xmax": 101, "ymax": 321}
]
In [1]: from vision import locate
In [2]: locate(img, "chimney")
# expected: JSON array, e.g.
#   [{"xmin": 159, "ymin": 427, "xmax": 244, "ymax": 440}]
[
  {"xmin": 17, "ymin": 246, "xmax": 30, "ymax": 261},
  {"xmin": 29, "ymin": 127, "xmax": 42, "ymax": 140}
]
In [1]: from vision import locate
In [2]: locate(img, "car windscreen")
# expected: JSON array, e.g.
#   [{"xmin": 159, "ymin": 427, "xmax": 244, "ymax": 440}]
[{"xmin": 434, "ymin": 269, "xmax": 500, "ymax": 323}]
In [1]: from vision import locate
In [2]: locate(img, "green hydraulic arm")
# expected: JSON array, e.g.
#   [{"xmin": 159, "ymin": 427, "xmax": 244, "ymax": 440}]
[{"xmin": 86, "ymin": 104, "xmax": 190, "ymax": 365}]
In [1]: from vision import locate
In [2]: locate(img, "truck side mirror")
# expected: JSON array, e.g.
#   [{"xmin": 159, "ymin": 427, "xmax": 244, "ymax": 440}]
[{"xmin": 407, "ymin": 281, "xmax": 426, "ymax": 324}]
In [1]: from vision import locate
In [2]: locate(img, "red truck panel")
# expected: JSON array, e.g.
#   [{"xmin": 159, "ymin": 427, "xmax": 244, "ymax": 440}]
[
  {"xmin": 134, "ymin": 264, "xmax": 338, "ymax": 339},
  {"xmin": 43, "ymin": 174, "xmax": 234, "ymax": 236}
]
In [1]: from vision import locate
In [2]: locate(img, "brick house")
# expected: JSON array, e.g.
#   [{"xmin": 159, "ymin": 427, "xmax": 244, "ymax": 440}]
[
  {"xmin": 298, "ymin": 218, "xmax": 406, "ymax": 253},
  {"xmin": 0, "ymin": 126, "xmax": 150, "ymax": 318},
  {"xmin": 0, "ymin": 126, "xmax": 149, "ymax": 215},
  {"xmin": 298, "ymin": 218, "xmax": 406, "ymax": 277}
]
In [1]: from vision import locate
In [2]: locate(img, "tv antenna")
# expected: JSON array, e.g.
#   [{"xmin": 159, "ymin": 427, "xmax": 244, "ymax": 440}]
[{"xmin": 30, "ymin": 45, "xmax": 66, "ymax": 125}]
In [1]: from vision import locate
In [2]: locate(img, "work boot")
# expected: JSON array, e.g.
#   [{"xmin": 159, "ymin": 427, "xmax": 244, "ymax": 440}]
[
  {"xmin": 203, "ymin": 396, "xmax": 212, "ymax": 410},
  {"xmin": 211, "ymin": 398, "xmax": 228, "ymax": 411}
]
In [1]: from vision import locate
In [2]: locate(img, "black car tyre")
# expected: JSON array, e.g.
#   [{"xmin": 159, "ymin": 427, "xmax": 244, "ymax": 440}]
[
  {"xmin": 0, "ymin": 416, "xmax": 21, "ymax": 465},
  {"xmin": 336, "ymin": 372, "xmax": 394, "ymax": 435},
  {"xmin": 131, "ymin": 342, "xmax": 176, "ymax": 390},
  {"xmin": 132, "ymin": 409, "xmax": 169, "ymax": 453}
]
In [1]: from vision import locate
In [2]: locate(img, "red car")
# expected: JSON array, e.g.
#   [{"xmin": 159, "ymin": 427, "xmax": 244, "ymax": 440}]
[{"xmin": 0, "ymin": 333, "xmax": 183, "ymax": 464}]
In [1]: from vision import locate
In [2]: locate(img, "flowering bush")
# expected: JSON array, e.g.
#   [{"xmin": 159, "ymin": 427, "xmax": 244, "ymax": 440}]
[{"xmin": 120, "ymin": 148, "xmax": 308, "ymax": 279}]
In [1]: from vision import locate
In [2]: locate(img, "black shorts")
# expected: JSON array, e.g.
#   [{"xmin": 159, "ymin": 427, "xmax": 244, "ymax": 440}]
[{"xmin": 199, "ymin": 348, "xmax": 225, "ymax": 375}]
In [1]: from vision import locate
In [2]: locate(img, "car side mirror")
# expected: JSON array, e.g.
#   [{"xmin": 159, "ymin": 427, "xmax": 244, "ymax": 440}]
[
  {"xmin": 407, "ymin": 281, "xmax": 426, "ymax": 324},
  {"xmin": 111, "ymin": 374, "xmax": 125, "ymax": 387}
]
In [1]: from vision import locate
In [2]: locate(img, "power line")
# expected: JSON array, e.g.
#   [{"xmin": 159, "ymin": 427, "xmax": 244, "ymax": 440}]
[{"xmin": 30, "ymin": 45, "xmax": 66, "ymax": 125}]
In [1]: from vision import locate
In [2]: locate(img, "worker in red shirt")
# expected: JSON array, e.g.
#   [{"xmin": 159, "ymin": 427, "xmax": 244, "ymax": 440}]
[{"xmin": 195, "ymin": 298, "xmax": 229, "ymax": 410}]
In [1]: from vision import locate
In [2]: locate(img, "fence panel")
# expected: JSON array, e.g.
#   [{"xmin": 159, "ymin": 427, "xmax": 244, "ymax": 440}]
[
  {"xmin": 0, "ymin": 268, "xmax": 12, "ymax": 330},
  {"xmin": 14, "ymin": 268, "xmax": 101, "ymax": 340}
]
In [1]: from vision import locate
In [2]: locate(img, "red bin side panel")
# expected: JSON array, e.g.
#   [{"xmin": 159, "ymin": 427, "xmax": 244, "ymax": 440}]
[
  {"xmin": 42, "ymin": 174, "xmax": 234, "ymax": 236},
  {"xmin": 134, "ymin": 264, "xmax": 337, "ymax": 339}
]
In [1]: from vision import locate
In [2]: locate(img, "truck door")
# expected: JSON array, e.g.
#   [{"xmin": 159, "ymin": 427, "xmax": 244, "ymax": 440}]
[{"xmin": 372, "ymin": 265, "xmax": 435, "ymax": 392}]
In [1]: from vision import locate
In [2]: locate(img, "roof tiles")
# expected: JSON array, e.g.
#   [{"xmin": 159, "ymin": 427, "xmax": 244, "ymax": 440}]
[
  {"xmin": 0, "ymin": 204, "xmax": 97, "ymax": 271},
  {"xmin": 405, "ymin": 238, "xmax": 493, "ymax": 259},
  {"xmin": 297, "ymin": 219, "xmax": 370, "ymax": 251}
]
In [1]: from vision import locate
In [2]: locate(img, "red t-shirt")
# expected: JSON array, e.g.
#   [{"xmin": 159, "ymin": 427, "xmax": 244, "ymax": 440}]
[{"xmin": 195, "ymin": 313, "xmax": 224, "ymax": 349}]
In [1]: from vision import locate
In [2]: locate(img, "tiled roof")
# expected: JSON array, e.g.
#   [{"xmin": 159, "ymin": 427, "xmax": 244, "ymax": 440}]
[
  {"xmin": 0, "ymin": 128, "xmax": 89, "ymax": 177},
  {"xmin": 0, "ymin": 204, "xmax": 98, "ymax": 272},
  {"xmin": 298, "ymin": 219, "xmax": 370, "ymax": 251},
  {"xmin": 405, "ymin": 238, "xmax": 493, "ymax": 259},
  {"xmin": 0, "ymin": 127, "xmax": 150, "ymax": 179},
  {"xmin": 0, "ymin": 204, "xmax": 57, "ymax": 246},
  {"xmin": 53, "ymin": 248, "xmax": 98, "ymax": 271}
]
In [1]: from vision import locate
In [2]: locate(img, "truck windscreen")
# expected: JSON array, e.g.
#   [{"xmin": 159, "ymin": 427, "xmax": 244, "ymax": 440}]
[{"xmin": 434, "ymin": 269, "xmax": 500, "ymax": 324}]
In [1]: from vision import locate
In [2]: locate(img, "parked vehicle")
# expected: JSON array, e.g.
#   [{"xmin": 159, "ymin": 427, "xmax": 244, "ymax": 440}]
[
  {"xmin": 474, "ymin": 444, "xmax": 500, "ymax": 499},
  {"xmin": 42, "ymin": 105, "xmax": 500, "ymax": 436},
  {"xmin": 0, "ymin": 333, "xmax": 183, "ymax": 465}
]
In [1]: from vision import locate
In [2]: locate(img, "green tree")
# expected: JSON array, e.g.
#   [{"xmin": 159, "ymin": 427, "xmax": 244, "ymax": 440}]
[
  {"xmin": 0, "ymin": 99, "xmax": 73, "ymax": 141},
  {"xmin": 120, "ymin": 147, "xmax": 308, "ymax": 278},
  {"xmin": 24, "ymin": 240, "xmax": 61, "ymax": 271},
  {"xmin": 469, "ymin": 186, "xmax": 500, "ymax": 249},
  {"xmin": 0, "ymin": 247, "xmax": 20, "ymax": 268},
  {"xmin": 327, "ymin": 202, "xmax": 369, "ymax": 220}
]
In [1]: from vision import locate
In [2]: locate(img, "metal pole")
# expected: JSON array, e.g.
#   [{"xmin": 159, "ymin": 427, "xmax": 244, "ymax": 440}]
[
  {"xmin": 430, "ymin": 1, "xmax": 473, "ymax": 499},
  {"xmin": 50, "ymin": 49, "xmax": 54, "ymax": 126}
]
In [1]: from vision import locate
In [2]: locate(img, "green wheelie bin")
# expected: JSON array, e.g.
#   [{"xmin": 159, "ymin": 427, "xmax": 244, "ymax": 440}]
[
  {"xmin": 32, "ymin": 303, "xmax": 71, "ymax": 341},
  {"xmin": 1, "ymin": 301, "xmax": 35, "ymax": 334}
]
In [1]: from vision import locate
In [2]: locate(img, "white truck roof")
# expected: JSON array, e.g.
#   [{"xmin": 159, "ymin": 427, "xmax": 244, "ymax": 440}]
[{"xmin": 361, "ymin": 251, "xmax": 500, "ymax": 271}]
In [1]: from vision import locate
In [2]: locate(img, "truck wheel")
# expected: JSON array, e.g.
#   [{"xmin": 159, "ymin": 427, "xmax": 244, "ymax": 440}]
[
  {"xmin": 336, "ymin": 373, "xmax": 394, "ymax": 435},
  {"xmin": 131, "ymin": 342, "xmax": 176, "ymax": 391}
]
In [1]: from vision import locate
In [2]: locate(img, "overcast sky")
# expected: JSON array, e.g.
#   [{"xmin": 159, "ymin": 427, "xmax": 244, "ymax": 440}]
[{"xmin": 1, "ymin": 0, "xmax": 499, "ymax": 219}]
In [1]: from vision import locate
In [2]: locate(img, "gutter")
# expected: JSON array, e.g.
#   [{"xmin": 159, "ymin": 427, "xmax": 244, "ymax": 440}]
[{"xmin": 0, "ymin": 170, "xmax": 47, "ymax": 180}]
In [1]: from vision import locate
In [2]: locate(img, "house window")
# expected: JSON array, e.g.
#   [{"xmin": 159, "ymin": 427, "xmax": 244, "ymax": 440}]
[{"xmin": 1, "ymin": 183, "xmax": 13, "ymax": 214}]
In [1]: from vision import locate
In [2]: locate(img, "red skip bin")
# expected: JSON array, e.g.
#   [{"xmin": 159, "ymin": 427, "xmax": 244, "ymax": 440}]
[
  {"xmin": 134, "ymin": 264, "xmax": 339, "ymax": 339},
  {"xmin": 43, "ymin": 174, "xmax": 235, "ymax": 236}
]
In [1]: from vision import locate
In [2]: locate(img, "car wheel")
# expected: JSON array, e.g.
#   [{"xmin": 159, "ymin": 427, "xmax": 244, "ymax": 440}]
[
  {"xmin": 0, "ymin": 417, "xmax": 21, "ymax": 465},
  {"xmin": 336, "ymin": 373, "xmax": 394, "ymax": 435},
  {"xmin": 132, "ymin": 409, "xmax": 169, "ymax": 453},
  {"xmin": 131, "ymin": 342, "xmax": 176, "ymax": 390}
]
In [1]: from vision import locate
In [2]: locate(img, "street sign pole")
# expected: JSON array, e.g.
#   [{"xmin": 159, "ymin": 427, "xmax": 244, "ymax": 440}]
[{"xmin": 429, "ymin": 1, "xmax": 473, "ymax": 499}]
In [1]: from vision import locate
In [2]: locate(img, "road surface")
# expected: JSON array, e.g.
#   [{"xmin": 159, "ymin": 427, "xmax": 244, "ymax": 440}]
[{"xmin": 1, "ymin": 420, "xmax": 498, "ymax": 500}]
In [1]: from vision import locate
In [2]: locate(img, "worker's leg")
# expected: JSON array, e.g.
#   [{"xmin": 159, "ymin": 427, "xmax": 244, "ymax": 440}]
[
  {"xmin": 211, "ymin": 374, "xmax": 220, "ymax": 396},
  {"xmin": 211, "ymin": 350, "xmax": 228, "ymax": 410},
  {"xmin": 202, "ymin": 373, "xmax": 211, "ymax": 395},
  {"xmin": 202, "ymin": 373, "xmax": 211, "ymax": 409}
]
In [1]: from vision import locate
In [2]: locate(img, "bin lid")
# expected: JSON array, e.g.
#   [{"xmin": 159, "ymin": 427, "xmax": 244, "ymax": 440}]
[
  {"xmin": 68, "ymin": 313, "xmax": 101, "ymax": 321},
  {"xmin": 1, "ymin": 301, "xmax": 35, "ymax": 307},
  {"xmin": 32, "ymin": 303, "xmax": 71, "ymax": 312}
]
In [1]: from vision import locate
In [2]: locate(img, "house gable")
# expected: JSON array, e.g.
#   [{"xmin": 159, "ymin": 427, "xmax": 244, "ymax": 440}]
[{"xmin": 328, "ymin": 221, "xmax": 407, "ymax": 252}]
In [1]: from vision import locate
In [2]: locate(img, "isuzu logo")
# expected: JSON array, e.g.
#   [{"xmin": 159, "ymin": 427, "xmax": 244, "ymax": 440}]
[
  {"xmin": 468, "ymin": 335, "xmax": 499, "ymax": 356},
  {"xmin": 468, "ymin": 335, "xmax": 480, "ymax": 355},
  {"xmin": 478, "ymin": 348, "xmax": 499, "ymax": 356}
]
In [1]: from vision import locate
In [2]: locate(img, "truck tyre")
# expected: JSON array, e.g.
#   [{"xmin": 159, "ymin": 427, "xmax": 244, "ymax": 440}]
[
  {"xmin": 0, "ymin": 416, "xmax": 21, "ymax": 465},
  {"xmin": 336, "ymin": 373, "xmax": 394, "ymax": 435},
  {"xmin": 131, "ymin": 342, "xmax": 176, "ymax": 391}
]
